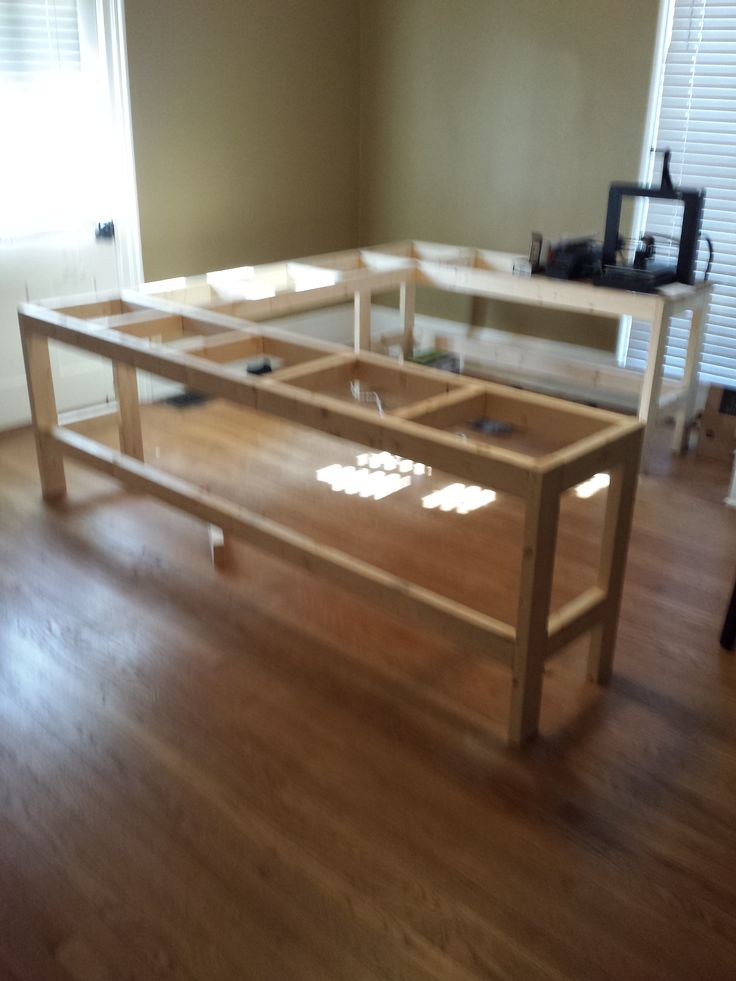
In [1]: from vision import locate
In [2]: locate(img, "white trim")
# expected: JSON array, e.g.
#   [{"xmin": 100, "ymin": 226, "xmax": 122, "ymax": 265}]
[
  {"xmin": 616, "ymin": 0, "xmax": 675, "ymax": 366},
  {"xmin": 97, "ymin": 0, "xmax": 144, "ymax": 289},
  {"xmin": 615, "ymin": 315, "xmax": 632, "ymax": 368},
  {"xmin": 637, "ymin": 0, "xmax": 675, "ymax": 189},
  {"xmin": 58, "ymin": 401, "xmax": 119, "ymax": 426}
]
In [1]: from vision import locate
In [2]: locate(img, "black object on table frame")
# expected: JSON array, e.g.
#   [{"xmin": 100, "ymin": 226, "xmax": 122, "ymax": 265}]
[
  {"xmin": 721, "ymin": 574, "xmax": 736, "ymax": 651},
  {"xmin": 600, "ymin": 149, "xmax": 706, "ymax": 290}
]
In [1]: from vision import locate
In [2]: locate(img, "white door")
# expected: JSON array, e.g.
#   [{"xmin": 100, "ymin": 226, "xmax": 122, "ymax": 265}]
[{"xmin": 0, "ymin": 0, "xmax": 142, "ymax": 428}]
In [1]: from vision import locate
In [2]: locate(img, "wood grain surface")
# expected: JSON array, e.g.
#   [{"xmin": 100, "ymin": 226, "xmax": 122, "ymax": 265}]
[{"xmin": 1, "ymin": 403, "xmax": 735, "ymax": 980}]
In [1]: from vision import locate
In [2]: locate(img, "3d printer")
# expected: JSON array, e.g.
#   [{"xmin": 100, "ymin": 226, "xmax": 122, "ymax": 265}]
[
  {"xmin": 598, "ymin": 150, "xmax": 709, "ymax": 292},
  {"xmin": 533, "ymin": 151, "xmax": 711, "ymax": 293}
]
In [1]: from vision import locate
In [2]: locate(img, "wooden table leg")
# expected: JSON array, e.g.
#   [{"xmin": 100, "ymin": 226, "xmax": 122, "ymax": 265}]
[
  {"xmin": 113, "ymin": 362, "xmax": 144, "ymax": 461},
  {"xmin": 638, "ymin": 301, "xmax": 669, "ymax": 472},
  {"xmin": 672, "ymin": 293, "xmax": 708, "ymax": 453},
  {"xmin": 20, "ymin": 325, "xmax": 66, "ymax": 501},
  {"xmin": 509, "ymin": 472, "xmax": 559, "ymax": 747},
  {"xmin": 114, "ymin": 357, "xmax": 229, "ymax": 567},
  {"xmin": 588, "ymin": 442, "xmax": 642, "ymax": 683}
]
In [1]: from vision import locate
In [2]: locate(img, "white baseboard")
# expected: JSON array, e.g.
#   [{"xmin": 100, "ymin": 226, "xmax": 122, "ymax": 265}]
[
  {"xmin": 0, "ymin": 379, "xmax": 31, "ymax": 429},
  {"xmin": 0, "ymin": 366, "xmax": 116, "ymax": 429}
]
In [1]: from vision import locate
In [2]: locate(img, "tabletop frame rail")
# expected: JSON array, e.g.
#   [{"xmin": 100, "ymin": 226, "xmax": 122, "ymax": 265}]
[{"xmin": 127, "ymin": 239, "xmax": 710, "ymax": 471}]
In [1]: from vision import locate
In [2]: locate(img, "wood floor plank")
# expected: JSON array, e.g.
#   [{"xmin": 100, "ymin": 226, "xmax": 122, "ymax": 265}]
[{"xmin": 1, "ymin": 407, "xmax": 735, "ymax": 980}]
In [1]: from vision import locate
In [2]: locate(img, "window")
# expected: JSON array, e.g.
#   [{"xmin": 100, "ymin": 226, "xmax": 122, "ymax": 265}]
[
  {"xmin": 626, "ymin": 0, "xmax": 736, "ymax": 386},
  {"xmin": 0, "ymin": 0, "xmax": 111, "ymax": 239},
  {"xmin": 0, "ymin": 0, "xmax": 82, "ymax": 73}
]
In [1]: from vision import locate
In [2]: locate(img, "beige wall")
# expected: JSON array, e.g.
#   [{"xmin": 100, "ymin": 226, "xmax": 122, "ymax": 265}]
[
  {"xmin": 359, "ymin": 0, "xmax": 660, "ymax": 346},
  {"xmin": 125, "ymin": 0, "xmax": 660, "ymax": 349},
  {"xmin": 125, "ymin": 0, "xmax": 360, "ymax": 281}
]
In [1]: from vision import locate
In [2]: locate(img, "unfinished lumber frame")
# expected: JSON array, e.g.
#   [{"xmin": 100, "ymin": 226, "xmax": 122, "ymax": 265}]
[
  {"xmin": 132, "ymin": 240, "xmax": 709, "ymax": 470},
  {"xmin": 19, "ymin": 293, "xmax": 643, "ymax": 747}
]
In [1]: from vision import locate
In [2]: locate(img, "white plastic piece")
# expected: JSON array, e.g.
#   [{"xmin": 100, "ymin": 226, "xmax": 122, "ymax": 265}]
[{"xmin": 725, "ymin": 450, "xmax": 736, "ymax": 508}]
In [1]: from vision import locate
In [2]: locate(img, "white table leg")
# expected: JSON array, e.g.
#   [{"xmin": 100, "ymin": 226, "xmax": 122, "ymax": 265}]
[
  {"xmin": 208, "ymin": 523, "xmax": 230, "ymax": 569},
  {"xmin": 638, "ymin": 301, "xmax": 669, "ymax": 472},
  {"xmin": 672, "ymin": 292, "xmax": 709, "ymax": 453}
]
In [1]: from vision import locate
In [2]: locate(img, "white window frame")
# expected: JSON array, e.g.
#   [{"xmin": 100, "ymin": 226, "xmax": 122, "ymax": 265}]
[
  {"xmin": 0, "ymin": 0, "xmax": 142, "ymax": 287},
  {"xmin": 623, "ymin": 0, "xmax": 736, "ymax": 387},
  {"xmin": 96, "ymin": 0, "xmax": 143, "ymax": 288},
  {"xmin": 616, "ymin": 0, "xmax": 676, "ymax": 366}
]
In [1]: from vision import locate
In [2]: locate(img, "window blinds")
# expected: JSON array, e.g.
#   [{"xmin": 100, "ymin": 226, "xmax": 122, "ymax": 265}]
[
  {"xmin": 626, "ymin": 0, "xmax": 736, "ymax": 386},
  {"xmin": 0, "ymin": 1, "xmax": 81, "ymax": 76},
  {"xmin": 0, "ymin": 0, "xmax": 109, "ymax": 239}
]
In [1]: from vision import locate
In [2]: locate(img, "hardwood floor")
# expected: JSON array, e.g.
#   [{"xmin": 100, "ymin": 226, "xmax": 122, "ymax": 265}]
[{"xmin": 1, "ymin": 401, "xmax": 735, "ymax": 980}]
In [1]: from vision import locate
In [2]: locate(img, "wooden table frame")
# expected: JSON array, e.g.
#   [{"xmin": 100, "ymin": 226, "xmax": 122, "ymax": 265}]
[
  {"xmin": 19, "ymin": 292, "xmax": 643, "ymax": 746},
  {"xmin": 305, "ymin": 241, "xmax": 711, "ymax": 469},
  {"xmin": 130, "ymin": 240, "xmax": 707, "ymax": 471}
]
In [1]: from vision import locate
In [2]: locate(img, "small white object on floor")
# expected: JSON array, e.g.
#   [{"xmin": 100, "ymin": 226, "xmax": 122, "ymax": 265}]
[{"xmin": 726, "ymin": 451, "xmax": 736, "ymax": 508}]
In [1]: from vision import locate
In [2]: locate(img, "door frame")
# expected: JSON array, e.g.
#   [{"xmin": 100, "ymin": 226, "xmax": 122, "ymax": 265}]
[
  {"xmin": 97, "ymin": 0, "xmax": 144, "ymax": 289},
  {"xmin": 0, "ymin": 0, "xmax": 143, "ymax": 430},
  {"xmin": 614, "ymin": 0, "xmax": 674, "ymax": 366}
]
